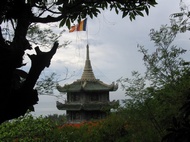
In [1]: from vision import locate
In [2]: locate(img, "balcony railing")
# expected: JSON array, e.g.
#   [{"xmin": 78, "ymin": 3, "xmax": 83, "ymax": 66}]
[{"xmin": 56, "ymin": 100, "xmax": 119, "ymax": 111}]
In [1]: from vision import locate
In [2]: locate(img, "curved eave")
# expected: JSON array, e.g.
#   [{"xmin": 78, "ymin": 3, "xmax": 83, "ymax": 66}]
[
  {"xmin": 56, "ymin": 101, "xmax": 82, "ymax": 110},
  {"xmin": 56, "ymin": 83, "xmax": 81, "ymax": 92},
  {"xmin": 56, "ymin": 101, "xmax": 119, "ymax": 111},
  {"xmin": 57, "ymin": 80, "xmax": 118, "ymax": 92}
]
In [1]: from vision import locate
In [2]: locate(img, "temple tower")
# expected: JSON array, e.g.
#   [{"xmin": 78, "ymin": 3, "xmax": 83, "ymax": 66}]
[{"xmin": 56, "ymin": 44, "xmax": 118, "ymax": 123}]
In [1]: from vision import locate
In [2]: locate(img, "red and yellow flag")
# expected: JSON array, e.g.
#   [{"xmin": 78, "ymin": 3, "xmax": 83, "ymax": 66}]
[{"xmin": 69, "ymin": 19, "xmax": 87, "ymax": 32}]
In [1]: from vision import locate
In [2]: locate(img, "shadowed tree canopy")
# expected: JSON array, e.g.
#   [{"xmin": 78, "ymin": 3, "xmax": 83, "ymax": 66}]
[{"xmin": 0, "ymin": 0, "xmax": 157, "ymax": 124}]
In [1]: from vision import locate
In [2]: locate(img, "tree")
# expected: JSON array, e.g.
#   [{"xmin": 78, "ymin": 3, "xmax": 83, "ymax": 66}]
[
  {"xmin": 160, "ymin": 2, "xmax": 190, "ymax": 141},
  {"xmin": 0, "ymin": 0, "xmax": 157, "ymax": 124},
  {"xmin": 170, "ymin": 0, "xmax": 190, "ymax": 34},
  {"xmin": 161, "ymin": 90, "xmax": 190, "ymax": 142},
  {"xmin": 117, "ymin": 20, "xmax": 190, "ymax": 141},
  {"xmin": 140, "ymin": 24, "xmax": 188, "ymax": 89}
]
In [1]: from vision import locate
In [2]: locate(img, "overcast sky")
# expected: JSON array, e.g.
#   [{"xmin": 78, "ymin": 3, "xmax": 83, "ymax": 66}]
[{"xmin": 30, "ymin": 0, "xmax": 190, "ymax": 117}]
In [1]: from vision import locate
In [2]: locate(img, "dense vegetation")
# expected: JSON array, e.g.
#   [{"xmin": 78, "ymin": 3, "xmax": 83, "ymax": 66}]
[
  {"xmin": 116, "ymin": 4, "xmax": 190, "ymax": 141},
  {"xmin": 0, "ymin": 113, "xmax": 128, "ymax": 142},
  {"xmin": 1, "ymin": 10, "xmax": 190, "ymax": 141},
  {"xmin": 1, "ymin": 0, "xmax": 190, "ymax": 141}
]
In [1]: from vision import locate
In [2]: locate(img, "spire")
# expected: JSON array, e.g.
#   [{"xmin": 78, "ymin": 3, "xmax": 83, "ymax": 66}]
[{"xmin": 81, "ymin": 44, "xmax": 96, "ymax": 81}]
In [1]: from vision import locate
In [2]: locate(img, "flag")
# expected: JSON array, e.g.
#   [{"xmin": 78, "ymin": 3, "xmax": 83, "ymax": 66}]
[{"xmin": 69, "ymin": 18, "xmax": 87, "ymax": 32}]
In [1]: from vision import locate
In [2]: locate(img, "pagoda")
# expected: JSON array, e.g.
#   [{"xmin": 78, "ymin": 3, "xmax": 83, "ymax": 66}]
[{"xmin": 56, "ymin": 44, "xmax": 118, "ymax": 123}]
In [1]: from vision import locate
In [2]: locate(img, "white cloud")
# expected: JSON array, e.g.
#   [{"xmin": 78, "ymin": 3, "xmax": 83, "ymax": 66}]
[{"xmin": 31, "ymin": 0, "xmax": 190, "ymax": 116}]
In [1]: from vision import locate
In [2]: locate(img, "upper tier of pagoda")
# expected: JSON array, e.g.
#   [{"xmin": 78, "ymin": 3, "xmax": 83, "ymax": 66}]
[{"xmin": 56, "ymin": 44, "xmax": 118, "ymax": 92}]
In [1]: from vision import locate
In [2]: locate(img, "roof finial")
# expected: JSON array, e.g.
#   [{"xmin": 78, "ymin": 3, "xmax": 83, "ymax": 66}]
[
  {"xmin": 86, "ymin": 44, "xmax": 89, "ymax": 60},
  {"xmin": 81, "ymin": 44, "xmax": 96, "ymax": 81}
]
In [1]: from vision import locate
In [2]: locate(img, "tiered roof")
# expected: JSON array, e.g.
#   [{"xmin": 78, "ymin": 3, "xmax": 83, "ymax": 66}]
[{"xmin": 56, "ymin": 44, "xmax": 118, "ymax": 92}]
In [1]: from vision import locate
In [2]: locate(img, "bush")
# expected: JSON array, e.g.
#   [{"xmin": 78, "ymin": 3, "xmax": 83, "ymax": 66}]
[{"xmin": 0, "ymin": 113, "xmax": 129, "ymax": 142}]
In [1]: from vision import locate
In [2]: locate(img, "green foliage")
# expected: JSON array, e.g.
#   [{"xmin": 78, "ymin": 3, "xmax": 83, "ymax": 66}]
[
  {"xmin": 35, "ymin": 72, "xmax": 57, "ymax": 95},
  {"xmin": 119, "ymin": 71, "xmax": 148, "ymax": 103},
  {"xmin": 170, "ymin": 1, "xmax": 190, "ymax": 34},
  {"xmin": 119, "ymin": 107, "xmax": 162, "ymax": 142},
  {"xmin": 44, "ymin": 114, "xmax": 67, "ymax": 125},
  {"xmin": 0, "ymin": 113, "xmax": 129, "ymax": 142},
  {"xmin": 56, "ymin": 0, "xmax": 157, "ymax": 27},
  {"xmin": 27, "ymin": 24, "xmax": 69, "ymax": 48},
  {"xmin": 161, "ymin": 89, "xmax": 190, "ymax": 142},
  {"xmin": 0, "ymin": 114, "xmax": 57, "ymax": 141},
  {"xmin": 139, "ymin": 24, "xmax": 188, "ymax": 89},
  {"xmin": 97, "ymin": 113, "xmax": 129, "ymax": 142},
  {"xmin": 35, "ymin": 70, "xmax": 73, "ymax": 96},
  {"xmin": 57, "ymin": 113, "xmax": 129, "ymax": 142},
  {"xmin": 117, "ymin": 15, "xmax": 190, "ymax": 141}
]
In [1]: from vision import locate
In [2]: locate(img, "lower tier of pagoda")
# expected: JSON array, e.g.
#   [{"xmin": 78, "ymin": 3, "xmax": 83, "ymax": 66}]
[{"xmin": 56, "ymin": 100, "xmax": 119, "ymax": 111}]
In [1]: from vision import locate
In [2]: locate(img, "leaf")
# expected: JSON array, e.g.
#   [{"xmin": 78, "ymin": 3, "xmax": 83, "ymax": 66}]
[
  {"xmin": 145, "ymin": 6, "xmax": 149, "ymax": 15},
  {"xmin": 122, "ymin": 11, "xmax": 128, "ymax": 18},
  {"xmin": 59, "ymin": 18, "xmax": 66, "ymax": 28},
  {"xmin": 66, "ymin": 18, "xmax": 70, "ymax": 29},
  {"xmin": 56, "ymin": 0, "xmax": 63, "ymax": 5},
  {"xmin": 136, "ymin": 11, "xmax": 144, "ymax": 17},
  {"xmin": 129, "ymin": 13, "xmax": 135, "ymax": 21},
  {"xmin": 58, "ymin": 6, "xmax": 62, "ymax": 12},
  {"xmin": 115, "ymin": 8, "xmax": 119, "ymax": 14},
  {"xmin": 89, "ymin": 13, "xmax": 93, "ymax": 19},
  {"xmin": 171, "ymin": 13, "xmax": 183, "ymax": 18}
]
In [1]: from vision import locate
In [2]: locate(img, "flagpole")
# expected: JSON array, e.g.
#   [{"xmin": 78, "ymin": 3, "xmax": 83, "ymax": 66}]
[{"xmin": 86, "ymin": 18, "xmax": 89, "ymax": 46}]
